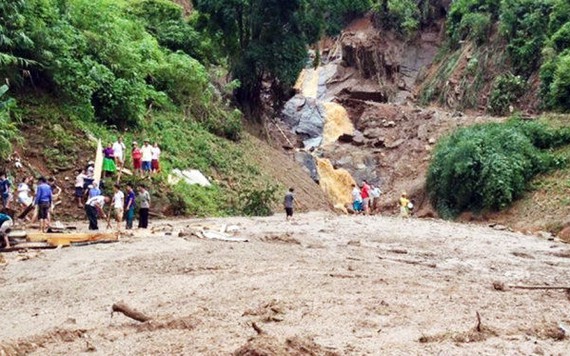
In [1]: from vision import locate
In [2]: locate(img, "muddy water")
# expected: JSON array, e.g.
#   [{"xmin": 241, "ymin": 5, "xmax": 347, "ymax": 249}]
[
  {"xmin": 293, "ymin": 67, "xmax": 357, "ymax": 209},
  {"xmin": 322, "ymin": 102, "xmax": 354, "ymax": 146},
  {"xmin": 315, "ymin": 158, "xmax": 355, "ymax": 210}
]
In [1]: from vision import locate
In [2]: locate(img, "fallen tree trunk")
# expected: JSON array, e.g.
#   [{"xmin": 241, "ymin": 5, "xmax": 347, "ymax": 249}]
[
  {"xmin": 27, "ymin": 232, "xmax": 119, "ymax": 246},
  {"xmin": 510, "ymin": 285, "xmax": 570, "ymax": 290},
  {"xmin": 112, "ymin": 302, "xmax": 152, "ymax": 322}
]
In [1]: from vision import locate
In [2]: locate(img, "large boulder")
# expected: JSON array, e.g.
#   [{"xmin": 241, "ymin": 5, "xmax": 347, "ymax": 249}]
[
  {"xmin": 294, "ymin": 151, "xmax": 320, "ymax": 183},
  {"xmin": 282, "ymin": 95, "xmax": 325, "ymax": 149}
]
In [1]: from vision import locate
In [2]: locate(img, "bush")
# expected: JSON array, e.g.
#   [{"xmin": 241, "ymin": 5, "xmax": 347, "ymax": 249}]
[
  {"xmin": 239, "ymin": 185, "xmax": 278, "ymax": 217},
  {"xmin": 446, "ymin": 0, "xmax": 499, "ymax": 45},
  {"xmin": 373, "ymin": 0, "xmax": 420, "ymax": 37},
  {"xmin": 170, "ymin": 181, "xmax": 222, "ymax": 217},
  {"xmin": 426, "ymin": 119, "xmax": 570, "ymax": 218},
  {"xmin": 488, "ymin": 73, "xmax": 527, "ymax": 115},
  {"xmin": 549, "ymin": 54, "xmax": 570, "ymax": 111}
]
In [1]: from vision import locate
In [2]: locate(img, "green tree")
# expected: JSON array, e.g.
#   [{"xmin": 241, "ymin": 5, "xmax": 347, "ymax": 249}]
[{"xmin": 195, "ymin": 0, "xmax": 310, "ymax": 116}]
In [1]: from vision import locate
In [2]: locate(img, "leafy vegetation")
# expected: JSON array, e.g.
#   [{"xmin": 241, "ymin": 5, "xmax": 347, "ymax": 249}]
[
  {"xmin": 0, "ymin": 86, "xmax": 20, "ymax": 159},
  {"xmin": 427, "ymin": 118, "xmax": 570, "ymax": 218},
  {"xmin": 440, "ymin": 0, "xmax": 570, "ymax": 112},
  {"xmin": 488, "ymin": 73, "xmax": 527, "ymax": 115}
]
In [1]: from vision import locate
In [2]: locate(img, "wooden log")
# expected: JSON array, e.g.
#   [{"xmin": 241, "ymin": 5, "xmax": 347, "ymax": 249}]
[
  {"xmin": 26, "ymin": 232, "xmax": 119, "ymax": 246},
  {"xmin": 112, "ymin": 302, "xmax": 152, "ymax": 322},
  {"xmin": 1, "ymin": 242, "xmax": 55, "ymax": 252}
]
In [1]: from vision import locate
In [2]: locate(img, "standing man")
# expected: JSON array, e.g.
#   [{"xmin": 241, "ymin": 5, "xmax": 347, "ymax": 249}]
[
  {"xmin": 151, "ymin": 142, "xmax": 161, "ymax": 174},
  {"xmin": 84, "ymin": 195, "xmax": 110, "ymax": 230},
  {"xmin": 124, "ymin": 184, "xmax": 136, "ymax": 230},
  {"xmin": 370, "ymin": 184, "xmax": 382, "ymax": 214},
  {"xmin": 141, "ymin": 140, "xmax": 153, "ymax": 177},
  {"xmin": 399, "ymin": 191, "xmax": 410, "ymax": 218},
  {"xmin": 0, "ymin": 172, "xmax": 12, "ymax": 209},
  {"xmin": 137, "ymin": 185, "xmax": 150, "ymax": 229},
  {"xmin": 283, "ymin": 187, "xmax": 296, "ymax": 221},
  {"xmin": 74, "ymin": 169, "xmax": 87, "ymax": 208},
  {"xmin": 361, "ymin": 180, "xmax": 371, "ymax": 215},
  {"xmin": 34, "ymin": 177, "xmax": 52, "ymax": 233},
  {"xmin": 112, "ymin": 184, "xmax": 124, "ymax": 231},
  {"xmin": 0, "ymin": 212, "xmax": 13, "ymax": 249},
  {"xmin": 112, "ymin": 136, "xmax": 126, "ymax": 170}
]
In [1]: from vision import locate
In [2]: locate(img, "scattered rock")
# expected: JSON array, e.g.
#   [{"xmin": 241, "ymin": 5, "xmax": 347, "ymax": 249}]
[
  {"xmin": 557, "ymin": 226, "xmax": 570, "ymax": 243},
  {"xmin": 493, "ymin": 281, "xmax": 506, "ymax": 291},
  {"xmin": 428, "ymin": 137, "xmax": 436, "ymax": 145},
  {"xmin": 536, "ymin": 231, "xmax": 554, "ymax": 240},
  {"xmin": 383, "ymin": 121, "xmax": 396, "ymax": 128},
  {"xmin": 385, "ymin": 139, "xmax": 405, "ymax": 149},
  {"xmin": 352, "ymin": 131, "xmax": 365, "ymax": 146},
  {"xmin": 493, "ymin": 225, "xmax": 507, "ymax": 231}
]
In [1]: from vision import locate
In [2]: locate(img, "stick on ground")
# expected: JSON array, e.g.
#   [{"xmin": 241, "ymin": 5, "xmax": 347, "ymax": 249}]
[{"xmin": 112, "ymin": 302, "xmax": 152, "ymax": 322}]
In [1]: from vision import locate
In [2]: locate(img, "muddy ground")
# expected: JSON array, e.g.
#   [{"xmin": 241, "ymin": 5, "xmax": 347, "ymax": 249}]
[{"xmin": 1, "ymin": 212, "xmax": 569, "ymax": 355}]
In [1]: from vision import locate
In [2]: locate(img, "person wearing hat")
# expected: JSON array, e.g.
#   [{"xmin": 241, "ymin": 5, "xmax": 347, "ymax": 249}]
[
  {"xmin": 131, "ymin": 142, "xmax": 142, "ymax": 176},
  {"xmin": 141, "ymin": 140, "xmax": 153, "ymax": 176},
  {"xmin": 399, "ymin": 191, "xmax": 410, "ymax": 218}
]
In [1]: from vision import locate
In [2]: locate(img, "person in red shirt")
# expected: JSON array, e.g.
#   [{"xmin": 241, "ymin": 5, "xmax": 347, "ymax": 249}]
[
  {"xmin": 131, "ymin": 142, "xmax": 142, "ymax": 176},
  {"xmin": 360, "ymin": 180, "xmax": 371, "ymax": 215}
]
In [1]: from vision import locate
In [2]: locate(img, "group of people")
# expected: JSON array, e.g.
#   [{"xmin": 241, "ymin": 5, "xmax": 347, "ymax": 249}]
[
  {"xmin": 103, "ymin": 137, "xmax": 161, "ymax": 177},
  {"xmin": 0, "ymin": 176, "xmax": 61, "ymax": 248},
  {"xmin": 351, "ymin": 180, "xmax": 381, "ymax": 215},
  {"xmin": 84, "ymin": 183, "xmax": 151, "ymax": 231}
]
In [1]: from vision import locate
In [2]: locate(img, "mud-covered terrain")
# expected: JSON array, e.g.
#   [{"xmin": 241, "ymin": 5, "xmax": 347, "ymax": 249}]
[{"xmin": 1, "ymin": 212, "xmax": 569, "ymax": 355}]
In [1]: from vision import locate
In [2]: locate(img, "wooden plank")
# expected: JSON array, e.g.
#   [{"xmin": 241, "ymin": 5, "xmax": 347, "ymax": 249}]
[
  {"xmin": 26, "ymin": 232, "xmax": 119, "ymax": 244},
  {"xmin": 93, "ymin": 139, "xmax": 103, "ymax": 185},
  {"xmin": 1, "ymin": 242, "xmax": 55, "ymax": 252},
  {"xmin": 7, "ymin": 230, "xmax": 27, "ymax": 238}
]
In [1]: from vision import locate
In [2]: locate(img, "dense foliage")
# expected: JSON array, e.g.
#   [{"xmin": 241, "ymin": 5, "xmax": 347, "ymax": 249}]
[
  {"xmin": 0, "ymin": 85, "xmax": 20, "ymax": 159},
  {"xmin": 372, "ymin": 0, "xmax": 447, "ymax": 37},
  {"xmin": 0, "ymin": 0, "xmax": 240, "ymax": 138},
  {"xmin": 445, "ymin": 0, "xmax": 570, "ymax": 112},
  {"xmin": 427, "ymin": 119, "xmax": 570, "ymax": 218}
]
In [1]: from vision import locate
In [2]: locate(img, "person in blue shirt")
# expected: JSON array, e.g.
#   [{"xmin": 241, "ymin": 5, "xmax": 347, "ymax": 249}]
[
  {"xmin": 34, "ymin": 177, "xmax": 52, "ymax": 233},
  {"xmin": 0, "ymin": 172, "xmax": 12, "ymax": 209},
  {"xmin": 124, "ymin": 184, "xmax": 136, "ymax": 230}
]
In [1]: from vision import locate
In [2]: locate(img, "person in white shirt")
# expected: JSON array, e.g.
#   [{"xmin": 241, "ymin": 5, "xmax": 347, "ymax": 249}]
[
  {"xmin": 141, "ymin": 140, "xmax": 153, "ymax": 176},
  {"xmin": 370, "ymin": 184, "xmax": 382, "ymax": 213},
  {"xmin": 85, "ymin": 195, "xmax": 110, "ymax": 230},
  {"xmin": 74, "ymin": 169, "xmax": 87, "ymax": 208},
  {"xmin": 351, "ymin": 184, "xmax": 362, "ymax": 213},
  {"xmin": 112, "ymin": 137, "xmax": 126, "ymax": 169},
  {"xmin": 112, "ymin": 184, "xmax": 125, "ymax": 231},
  {"xmin": 151, "ymin": 142, "xmax": 161, "ymax": 174},
  {"xmin": 16, "ymin": 176, "xmax": 33, "ymax": 208}
]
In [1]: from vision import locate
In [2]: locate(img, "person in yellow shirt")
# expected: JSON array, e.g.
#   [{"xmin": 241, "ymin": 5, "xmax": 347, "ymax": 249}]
[{"xmin": 399, "ymin": 192, "xmax": 410, "ymax": 218}]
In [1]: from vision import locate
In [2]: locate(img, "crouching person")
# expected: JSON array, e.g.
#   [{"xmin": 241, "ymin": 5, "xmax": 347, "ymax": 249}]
[
  {"xmin": 0, "ymin": 212, "xmax": 13, "ymax": 249},
  {"xmin": 85, "ymin": 195, "xmax": 110, "ymax": 230}
]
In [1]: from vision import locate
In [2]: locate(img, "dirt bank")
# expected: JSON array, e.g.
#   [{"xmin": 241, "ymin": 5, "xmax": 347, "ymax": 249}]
[{"xmin": 1, "ymin": 213, "xmax": 569, "ymax": 354}]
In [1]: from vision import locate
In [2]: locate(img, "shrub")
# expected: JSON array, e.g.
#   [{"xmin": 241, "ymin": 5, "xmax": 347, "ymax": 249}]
[
  {"xmin": 488, "ymin": 73, "xmax": 527, "ymax": 115},
  {"xmin": 239, "ymin": 185, "xmax": 278, "ymax": 217},
  {"xmin": 373, "ymin": 0, "xmax": 420, "ymax": 37},
  {"xmin": 549, "ymin": 54, "xmax": 570, "ymax": 111},
  {"xmin": 427, "ymin": 119, "xmax": 570, "ymax": 218},
  {"xmin": 170, "ymin": 181, "xmax": 222, "ymax": 217}
]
